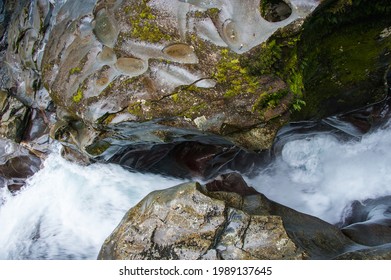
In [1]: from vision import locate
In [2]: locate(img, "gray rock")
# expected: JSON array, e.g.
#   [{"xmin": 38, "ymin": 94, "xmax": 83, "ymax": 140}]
[
  {"xmin": 98, "ymin": 181, "xmax": 303, "ymax": 260},
  {"xmin": 0, "ymin": 90, "xmax": 29, "ymax": 142},
  {"xmin": 335, "ymin": 243, "xmax": 391, "ymax": 260},
  {"xmin": 98, "ymin": 173, "xmax": 357, "ymax": 260}
]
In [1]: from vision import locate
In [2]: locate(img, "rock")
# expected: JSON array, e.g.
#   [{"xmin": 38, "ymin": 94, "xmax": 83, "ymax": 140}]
[
  {"xmin": 0, "ymin": 138, "xmax": 42, "ymax": 192},
  {"xmin": 98, "ymin": 181, "xmax": 303, "ymax": 260},
  {"xmin": 162, "ymin": 43, "xmax": 198, "ymax": 64},
  {"xmin": 41, "ymin": 0, "xmax": 321, "ymax": 152},
  {"xmin": 0, "ymin": 90, "xmax": 29, "ymax": 142},
  {"xmin": 335, "ymin": 243, "xmax": 391, "ymax": 260},
  {"xmin": 81, "ymin": 123, "xmax": 271, "ymax": 179},
  {"xmin": 93, "ymin": 7, "xmax": 119, "ymax": 48},
  {"xmin": 292, "ymin": 0, "xmax": 391, "ymax": 120},
  {"xmin": 98, "ymin": 172, "xmax": 357, "ymax": 260},
  {"xmin": 3, "ymin": 0, "xmax": 53, "ymax": 107},
  {"xmin": 339, "ymin": 196, "xmax": 391, "ymax": 246}
]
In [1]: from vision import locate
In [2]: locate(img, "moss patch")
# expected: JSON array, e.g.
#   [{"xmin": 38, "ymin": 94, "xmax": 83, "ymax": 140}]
[
  {"xmin": 214, "ymin": 49, "xmax": 259, "ymax": 98},
  {"xmin": 124, "ymin": 0, "xmax": 172, "ymax": 43},
  {"xmin": 72, "ymin": 87, "xmax": 84, "ymax": 103},
  {"xmin": 293, "ymin": 0, "xmax": 391, "ymax": 119}
]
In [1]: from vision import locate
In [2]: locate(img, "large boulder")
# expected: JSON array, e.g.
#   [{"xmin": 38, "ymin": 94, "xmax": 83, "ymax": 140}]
[{"xmin": 98, "ymin": 172, "xmax": 357, "ymax": 260}]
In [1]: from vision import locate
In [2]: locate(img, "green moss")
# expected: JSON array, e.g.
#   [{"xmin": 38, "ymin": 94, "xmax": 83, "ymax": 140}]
[
  {"xmin": 293, "ymin": 0, "xmax": 391, "ymax": 119},
  {"xmin": 242, "ymin": 34, "xmax": 305, "ymax": 112},
  {"xmin": 252, "ymin": 89, "xmax": 289, "ymax": 113},
  {"xmin": 128, "ymin": 101, "xmax": 143, "ymax": 117},
  {"xmin": 183, "ymin": 102, "xmax": 208, "ymax": 119},
  {"xmin": 206, "ymin": 8, "xmax": 220, "ymax": 19},
  {"xmin": 72, "ymin": 87, "xmax": 84, "ymax": 103},
  {"xmin": 214, "ymin": 49, "xmax": 259, "ymax": 98},
  {"xmin": 126, "ymin": 0, "xmax": 172, "ymax": 43},
  {"xmin": 69, "ymin": 67, "xmax": 82, "ymax": 75},
  {"xmin": 245, "ymin": 40, "xmax": 282, "ymax": 76}
]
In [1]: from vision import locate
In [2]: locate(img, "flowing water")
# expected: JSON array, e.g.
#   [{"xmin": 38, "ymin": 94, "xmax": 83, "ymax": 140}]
[
  {"xmin": 248, "ymin": 120, "xmax": 391, "ymax": 224},
  {"xmin": 0, "ymin": 146, "xmax": 185, "ymax": 259},
  {"xmin": 1, "ymin": 120, "xmax": 391, "ymax": 259},
  {"xmin": 1, "ymin": 0, "xmax": 389, "ymax": 260}
]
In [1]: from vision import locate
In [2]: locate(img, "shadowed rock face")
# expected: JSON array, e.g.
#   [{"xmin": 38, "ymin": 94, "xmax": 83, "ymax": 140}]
[{"xmin": 0, "ymin": 139, "xmax": 42, "ymax": 194}]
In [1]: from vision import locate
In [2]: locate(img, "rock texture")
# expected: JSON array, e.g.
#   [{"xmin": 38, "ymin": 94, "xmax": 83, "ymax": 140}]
[
  {"xmin": 98, "ymin": 180, "xmax": 303, "ymax": 260},
  {"xmin": 98, "ymin": 172, "xmax": 357, "ymax": 260},
  {"xmin": 40, "ymin": 0, "xmax": 322, "ymax": 152},
  {"xmin": 0, "ymin": 138, "xmax": 42, "ymax": 194}
]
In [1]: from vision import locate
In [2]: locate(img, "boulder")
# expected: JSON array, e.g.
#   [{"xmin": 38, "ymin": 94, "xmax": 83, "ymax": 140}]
[
  {"xmin": 98, "ymin": 181, "xmax": 303, "ymax": 260},
  {"xmin": 98, "ymin": 172, "xmax": 357, "ymax": 260}
]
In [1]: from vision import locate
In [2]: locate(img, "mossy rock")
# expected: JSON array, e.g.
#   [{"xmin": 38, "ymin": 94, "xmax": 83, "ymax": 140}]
[{"xmin": 293, "ymin": 0, "xmax": 391, "ymax": 120}]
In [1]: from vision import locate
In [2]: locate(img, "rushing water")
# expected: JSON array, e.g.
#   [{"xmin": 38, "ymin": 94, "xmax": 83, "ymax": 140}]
[
  {"xmin": 1, "ymin": 120, "xmax": 391, "ymax": 259},
  {"xmin": 0, "ymin": 147, "xmax": 184, "ymax": 260},
  {"xmin": 249, "ymin": 120, "xmax": 391, "ymax": 225}
]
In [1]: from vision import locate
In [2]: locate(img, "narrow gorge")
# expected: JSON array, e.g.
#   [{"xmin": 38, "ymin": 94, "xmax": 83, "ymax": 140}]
[{"xmin": 0, "ymin": 0, "xmax": 390, "ymax": 259}]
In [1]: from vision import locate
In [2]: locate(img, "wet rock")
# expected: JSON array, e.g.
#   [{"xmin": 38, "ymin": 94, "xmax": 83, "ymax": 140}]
[
  {"xmin": 0, "ymin": 90, "xmax": 29, "ymax": 142},
  {"xmin": 82, "ymin": 122, "xmax": 270, "ymax": 179},
  {"xmin": 162, "ymin": 43, "xmax": 198, "ymax": 64},
  {"xmin": 93, "ymin": 8, "xmax": 119, "ymax": 48},
  {"xmin": 0, "ymin": 155, "xmax": 41, "ymax": 180},
  {"xmin": 98, "ymin": 172, "xmax": 357, "ymax": 260},
  {"xmin": 114, "ymin": 57, "xmax": 148, "ymax": 77},
  {"xmin": 205, "ymin": 172, "xmax": 259, "ymax": 196},
  {"xmin": 0, "ymin": 138, "xmax": 42, "ymax": 192},
  {"xmin": 340, "ymin": 196, "xmax": 391, "ymax": 246},
  {"xmin": 3, "ymin": 0, "xmax": 54, "ymax": 107}
]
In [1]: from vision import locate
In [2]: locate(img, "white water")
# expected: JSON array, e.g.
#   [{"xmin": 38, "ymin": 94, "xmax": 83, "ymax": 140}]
[
  {"xmin": 1, "ymin": 123, "xmax": 391, "ymax": 259},
  {"xmin": 0, "ymin": 148, "xmax": 184, "ymax": 260},
  {"xmin": 248, "ymin": 122, "xmax": 391, "ymax": 224}
]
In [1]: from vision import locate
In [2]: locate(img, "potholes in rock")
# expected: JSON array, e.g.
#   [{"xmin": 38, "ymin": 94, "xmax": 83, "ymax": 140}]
[{"xmin": 259, "ymin": 0, "xmax": 292, "ymax": 22}]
